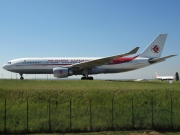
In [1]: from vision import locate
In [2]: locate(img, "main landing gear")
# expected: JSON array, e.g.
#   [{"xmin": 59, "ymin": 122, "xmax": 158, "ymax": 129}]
[
  {"xmin": 20, "ymin": 73, "xmax": 24, "ymax": 80},
  {"xmin": 81, "ymin": 75, "xmax": 93, "ymax": 80},
  {"xmin": 81, "ymin": 69, "xmax": 93, "ymax": 80}
]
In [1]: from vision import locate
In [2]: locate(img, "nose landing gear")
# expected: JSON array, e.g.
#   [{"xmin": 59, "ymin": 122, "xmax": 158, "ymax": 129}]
[{"xmin": 20, "ymin": 73, "xmax": 24, "ymax": 80}]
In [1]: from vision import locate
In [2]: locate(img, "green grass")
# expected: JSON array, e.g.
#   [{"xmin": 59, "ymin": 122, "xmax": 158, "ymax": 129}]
[
  {"xmin": 27, "ymin": 131, "xmax": 180, "ymax": 135},
  {"xmin": 0, "ymin": 79, "xmax": 180, "ymax": 133}
]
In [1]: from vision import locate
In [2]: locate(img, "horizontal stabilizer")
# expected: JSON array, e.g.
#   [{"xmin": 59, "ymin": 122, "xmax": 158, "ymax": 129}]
[{"xmin": 149, "ymin": 54, "xmax": 177, "ymax": 63}]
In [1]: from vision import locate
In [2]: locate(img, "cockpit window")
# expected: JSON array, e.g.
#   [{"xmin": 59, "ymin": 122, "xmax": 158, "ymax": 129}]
[{"xmin": 8, "ymin": 62, "xmax": 11, "ymax": 64}]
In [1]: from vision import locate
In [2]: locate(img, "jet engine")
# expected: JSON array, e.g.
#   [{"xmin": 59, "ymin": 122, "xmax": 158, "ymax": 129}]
[{"xmin": 53, "ymin": 67, "xmax": 73, "ymax": 78}]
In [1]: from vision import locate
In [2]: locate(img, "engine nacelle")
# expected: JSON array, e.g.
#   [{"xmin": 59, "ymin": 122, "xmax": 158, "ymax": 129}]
[{"xmin": 53, "ymin": 67, "xmax": 73, "ymax": 78}]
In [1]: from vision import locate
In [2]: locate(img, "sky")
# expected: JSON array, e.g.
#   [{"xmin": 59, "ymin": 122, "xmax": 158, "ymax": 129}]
[{"xmin": 0, "ymin": 0, "xmax": 180, "ymax": 80}]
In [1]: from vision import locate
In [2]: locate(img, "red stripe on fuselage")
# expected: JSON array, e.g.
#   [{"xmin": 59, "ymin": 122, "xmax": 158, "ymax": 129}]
[{"xmin": 108, "ymin": 55, "xmax": 139, "ymax": 65}]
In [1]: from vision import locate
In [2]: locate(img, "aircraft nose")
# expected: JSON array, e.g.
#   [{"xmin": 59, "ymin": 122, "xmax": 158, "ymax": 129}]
[{"xmin": 2, "ymin": 64, "xmax": 7, "ymax": 70}]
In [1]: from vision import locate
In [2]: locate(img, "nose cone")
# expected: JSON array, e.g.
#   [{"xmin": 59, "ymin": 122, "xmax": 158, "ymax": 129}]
[{"xmin": 2, "ymin": 64, "xmax": 7, "ymax": 70}]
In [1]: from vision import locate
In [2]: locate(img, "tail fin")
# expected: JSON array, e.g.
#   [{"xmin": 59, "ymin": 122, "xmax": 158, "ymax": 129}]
[
  {"xmin": 139, "ymin": 34, "xmax": 167, "ymax": 58},
  {"xmin": 155, "ymin": 72, "xmax": 158, "ymax": 78}
]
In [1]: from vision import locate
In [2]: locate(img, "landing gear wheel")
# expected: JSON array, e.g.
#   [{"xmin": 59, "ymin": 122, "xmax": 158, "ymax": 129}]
[
  {"xmin": 81, "ymin": 76, "xmax": 93, "ymax": 80},
  {"xmin": 20, "ymin": 73, "xmax": 24, "ymax": 80},
  {"xmin": 89, "ymin": 77, "xmax": 93, "ymax": 80}
]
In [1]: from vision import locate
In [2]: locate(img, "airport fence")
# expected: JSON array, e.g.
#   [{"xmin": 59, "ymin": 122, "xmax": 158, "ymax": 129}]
[{"xmin": 0, "ymin": 95, "xmax": 180, "ymax": 133}]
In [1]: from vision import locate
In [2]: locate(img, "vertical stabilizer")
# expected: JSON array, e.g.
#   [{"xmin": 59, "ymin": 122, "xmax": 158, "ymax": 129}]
[
  {"xmin": 139, "ymin": 34, "xmax": 167, "ymax": 58},
  {"xmin": 155, "ymin": 72, "xmax": 158, "ymax": 78}
]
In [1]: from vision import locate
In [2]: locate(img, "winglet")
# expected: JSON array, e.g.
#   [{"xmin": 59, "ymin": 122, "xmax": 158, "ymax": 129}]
[
  {"xmin": 128, "ymin": 47, "xmax": 140, "ymax": 55},
  {"xmin": 110, "ymin": 47, "xmax": 140, "ymax": 60}
]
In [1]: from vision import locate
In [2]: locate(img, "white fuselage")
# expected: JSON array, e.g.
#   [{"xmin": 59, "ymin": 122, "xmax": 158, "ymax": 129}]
[
  {"xmin": 2, "ymin": 57, "xmax": 150, "ymax": 75},
  {"xmin": 2, "ymin": 34, "xmax": 176, "ymax": 80},
  {"xmin": 156, "ymin": 76, "xmax": 174, "ymax": 80}
]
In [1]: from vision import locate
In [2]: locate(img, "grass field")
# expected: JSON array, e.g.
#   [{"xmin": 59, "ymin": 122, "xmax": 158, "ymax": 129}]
[
  {"xmin": 0, "ymin": 79, "xmax": 180, "ymax": 134},
  {"xmin": 27, "ymin": 131, "xmax": 180, "ymax": 135}
]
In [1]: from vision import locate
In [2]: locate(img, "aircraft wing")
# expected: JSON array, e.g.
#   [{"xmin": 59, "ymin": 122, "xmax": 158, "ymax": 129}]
[
  {"xmin": 64, "ymin": 47, "xmax": 139, "ymax": 70},
  {"xmin": 149, "ymin": 54, "xmax": 177, "ymax": 63}
]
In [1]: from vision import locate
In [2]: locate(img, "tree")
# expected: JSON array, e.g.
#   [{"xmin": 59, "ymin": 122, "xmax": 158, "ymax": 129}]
[{"xmin": 175, "ymin": 72, "xmax": 179, "ymax": 81}]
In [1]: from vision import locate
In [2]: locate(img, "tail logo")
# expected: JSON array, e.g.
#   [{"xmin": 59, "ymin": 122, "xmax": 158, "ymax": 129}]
[{"xmin": 151, "ymin": 45, "xmax": 160, "ymax": 53}]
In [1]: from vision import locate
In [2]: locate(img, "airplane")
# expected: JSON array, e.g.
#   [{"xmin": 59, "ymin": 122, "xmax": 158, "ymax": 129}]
[
  {"xmin": 2, "ymin": 34, "xmax": 177, "ymax": 80},
  {"xmin": 155, "ymin": 72, "xmax": 174, "ymax": 80}
]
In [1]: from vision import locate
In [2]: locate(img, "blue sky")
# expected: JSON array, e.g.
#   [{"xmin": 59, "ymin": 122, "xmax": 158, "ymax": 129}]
[{"xmin": 0, "ymin": 0, "xmax": 180, "ymax": 79}]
